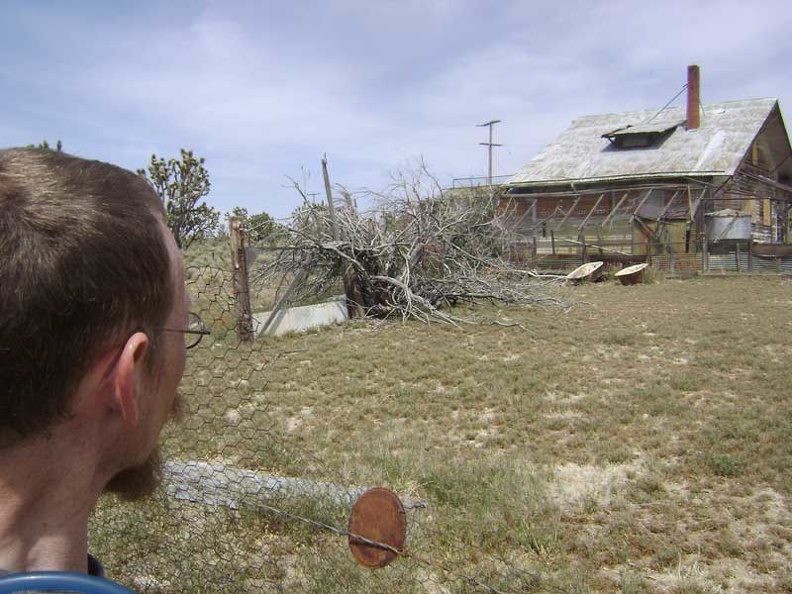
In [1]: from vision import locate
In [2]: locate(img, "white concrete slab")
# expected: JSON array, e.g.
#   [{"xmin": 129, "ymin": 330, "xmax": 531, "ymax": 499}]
[{"xmin": 253, "ymin": 296, "xmax": 348, "ymax": 337}]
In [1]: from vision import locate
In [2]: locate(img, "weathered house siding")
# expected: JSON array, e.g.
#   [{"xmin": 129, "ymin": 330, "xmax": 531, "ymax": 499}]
[
  {"xmin": 500, "ymin": 181, "xmax": 710, "ymax": 263},
  {"xmin": 501, "ymin": 71, "xmax": 792, "ymax": 270}
]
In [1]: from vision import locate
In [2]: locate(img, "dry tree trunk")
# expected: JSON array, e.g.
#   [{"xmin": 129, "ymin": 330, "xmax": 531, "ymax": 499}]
[{"xmin": 249, "ymin": 163, "xmax": 570, "ymax": 324}]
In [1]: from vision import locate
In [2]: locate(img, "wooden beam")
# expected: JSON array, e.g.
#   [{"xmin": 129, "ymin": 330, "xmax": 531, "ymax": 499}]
[
  {"xmin": 601, "ymin": 192, "xmax": 630, "ymax": 227},
  {"xmin": 688, "ymin": 187, "xmax": 706, "ymax": 221},
  {"xmin": 577, "ymin": 194, "xmax": 605, "ymax": 231},
  {"xmin": 744, "ymin": 171, "xmax": 792, "ymax": 198},
  {"xmin": 632, "ymin": 188, "xmax": 654, "ymax": 216},
  {"xmin": 656, "ymin": 190, "xmax": 681, "ymax": 221},
  {"xmin": 554, "ymin": 196, "xmax": 581, "ymax": 231},
  {"xmin": 633, "ymin": 217, "xmax": 658, "ymax": 242},
  {"xmin": 230, "ymin": 217, "xmax": 254, "ymax": 342}
]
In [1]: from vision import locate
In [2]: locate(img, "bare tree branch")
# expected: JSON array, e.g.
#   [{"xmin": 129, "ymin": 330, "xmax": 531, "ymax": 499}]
[{"xmin": 249, "ymin": 161, "xmax": 572, "ymax": 324}]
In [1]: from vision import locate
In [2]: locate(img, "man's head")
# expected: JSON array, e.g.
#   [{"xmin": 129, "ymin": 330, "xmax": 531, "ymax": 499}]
[{"xmin": 0, "ymin": 148, "xmax": 187, "ymax": 497}]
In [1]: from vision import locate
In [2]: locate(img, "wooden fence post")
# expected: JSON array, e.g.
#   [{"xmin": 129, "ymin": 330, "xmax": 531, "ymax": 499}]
[
  {"xmin": 736, "ymin": 243, "xmax": 741, "ymax": 273},
  {"xmin": 230, "ymin": 216, "xmax": 254, "ymax": 342},
  {"xmin": 748, "ymin": 237, "xmax": 753, "ymax": 272},
  {"xmin": 703, "ymin": 231, "xmax": 709, "ymax": 271}
]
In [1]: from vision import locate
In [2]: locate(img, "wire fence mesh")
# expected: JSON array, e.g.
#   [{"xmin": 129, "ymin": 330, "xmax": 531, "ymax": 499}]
[
  {"xmin": 88, "ymin": 259, "xmax": 556, "ymax": 594},
  {"xmin": 87, "ymin": 237, "xmax": 792, "ymax": 593}
]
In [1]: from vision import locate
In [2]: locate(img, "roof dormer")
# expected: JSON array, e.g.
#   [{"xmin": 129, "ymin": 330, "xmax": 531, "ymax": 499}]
[{"xmin": 601, "ymin": 120, "xmax": 683, "ymax": 149}]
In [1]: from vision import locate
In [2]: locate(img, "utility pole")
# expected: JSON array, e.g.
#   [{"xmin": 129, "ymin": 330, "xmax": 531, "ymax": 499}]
[{"xmin": 477, "ymin": 119, "xmax": 502, "ymax": 185}]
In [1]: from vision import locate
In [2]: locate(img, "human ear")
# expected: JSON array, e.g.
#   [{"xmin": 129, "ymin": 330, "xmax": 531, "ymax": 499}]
[{"xmin": 110, "ymin": 331, "xmax": 150, "ymax": 428}]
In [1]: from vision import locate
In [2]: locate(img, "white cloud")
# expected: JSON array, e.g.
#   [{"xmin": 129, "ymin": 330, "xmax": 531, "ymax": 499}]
[{"xmin": 1, "ymin": 0, "xmax": 790, "ymax": 218}]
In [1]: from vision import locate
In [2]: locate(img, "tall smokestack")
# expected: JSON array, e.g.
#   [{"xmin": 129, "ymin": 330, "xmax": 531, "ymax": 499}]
[{"xmin": 687, "ymin": 64, "xmax": 701, "ymax": 130}]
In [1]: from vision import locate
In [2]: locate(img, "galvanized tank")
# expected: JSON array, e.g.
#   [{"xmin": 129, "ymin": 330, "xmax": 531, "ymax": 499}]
[{"xmin": 705, "ymin": 210, "xmax": 752, "ymax": 241}]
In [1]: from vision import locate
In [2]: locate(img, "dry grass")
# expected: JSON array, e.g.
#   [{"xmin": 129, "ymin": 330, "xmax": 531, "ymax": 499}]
[
  {"xmin": 92, "ymin": 274, "xmax": 792, "ymax": 593},
  {"xmin": 257, "ymin": 276, "xmax": 792, "ymax": 590}
]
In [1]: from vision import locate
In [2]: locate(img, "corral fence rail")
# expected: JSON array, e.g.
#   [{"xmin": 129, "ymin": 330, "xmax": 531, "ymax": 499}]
[{"xmin": 512, "ymin": 238, "xmax": 792, "ymax": 276}]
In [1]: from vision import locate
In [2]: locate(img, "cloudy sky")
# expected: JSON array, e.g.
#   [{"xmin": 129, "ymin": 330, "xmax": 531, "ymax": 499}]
[{"xmin": 2, "ymin": 1, "xmax": 790, "ymax": 220}]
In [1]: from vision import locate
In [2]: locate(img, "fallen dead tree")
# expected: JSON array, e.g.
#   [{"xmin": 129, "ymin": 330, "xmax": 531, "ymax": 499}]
[{"xmin": 251, "ymin": 164, "xmax": 571, "ymax": 325}]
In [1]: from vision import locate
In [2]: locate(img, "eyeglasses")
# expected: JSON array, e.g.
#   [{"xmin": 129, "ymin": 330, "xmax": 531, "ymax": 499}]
[{"xmin": 158, "ymin": 311, "xmax": 211, "ymax": 349}]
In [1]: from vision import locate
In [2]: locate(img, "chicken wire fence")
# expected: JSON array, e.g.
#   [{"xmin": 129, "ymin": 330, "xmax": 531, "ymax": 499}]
[{"xmin": 87, "ymin": 262, "xmax": 551, "ymax": 594}]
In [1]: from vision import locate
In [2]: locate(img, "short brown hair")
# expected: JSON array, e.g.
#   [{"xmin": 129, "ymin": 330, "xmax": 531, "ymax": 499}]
[{"xmin": 0, "ymin": 148, "xmax": 174, "ymax": 447}]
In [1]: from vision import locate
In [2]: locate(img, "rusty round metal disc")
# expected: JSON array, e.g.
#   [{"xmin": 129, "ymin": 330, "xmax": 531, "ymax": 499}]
[{"xmin": 348, "ymin": 487, "xmax": 407, "ymax": 568}]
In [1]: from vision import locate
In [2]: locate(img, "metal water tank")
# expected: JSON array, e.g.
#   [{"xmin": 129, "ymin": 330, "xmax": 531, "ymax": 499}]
[{"xmin": 705, "ymin": 210, "xmax": 752, "ymax": 241}]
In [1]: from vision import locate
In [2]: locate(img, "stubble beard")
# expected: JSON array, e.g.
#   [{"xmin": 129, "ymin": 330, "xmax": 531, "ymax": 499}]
[
  {"xmin": 104, "ymin": 391, "xmax": 185, "ymax": 501},
  {"xmin": 104, "ymin": 446, "xmax": 163, "ymax": 501}
]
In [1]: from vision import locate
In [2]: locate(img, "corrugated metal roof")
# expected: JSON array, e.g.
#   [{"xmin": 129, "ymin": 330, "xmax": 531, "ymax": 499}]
[{"xmin": 508, "ymin": 98, "xmax": 779, "ymax": 187}]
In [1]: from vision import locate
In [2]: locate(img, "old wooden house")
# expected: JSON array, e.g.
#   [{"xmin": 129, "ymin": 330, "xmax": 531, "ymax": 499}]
[{"xmin": 500, "ymin": 65, "xmax": 792, "ymax": 272}]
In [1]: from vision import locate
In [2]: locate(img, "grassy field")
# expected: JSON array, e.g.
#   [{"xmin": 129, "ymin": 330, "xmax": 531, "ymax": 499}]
[{"xmin": 92, "ymin": 274, "xmax": 792, "ymax": 593}]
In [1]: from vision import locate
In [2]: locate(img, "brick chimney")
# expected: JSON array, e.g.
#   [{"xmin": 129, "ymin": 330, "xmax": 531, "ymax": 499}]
[{"xmin": 687, "ymin": 64, "xmax": 701, "ymax": 130}]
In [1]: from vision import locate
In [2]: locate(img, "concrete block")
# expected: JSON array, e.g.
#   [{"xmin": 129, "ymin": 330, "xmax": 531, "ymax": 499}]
[{"xmin": 253, "ymin": 296, "xmax": 348, "ymax": 337}]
